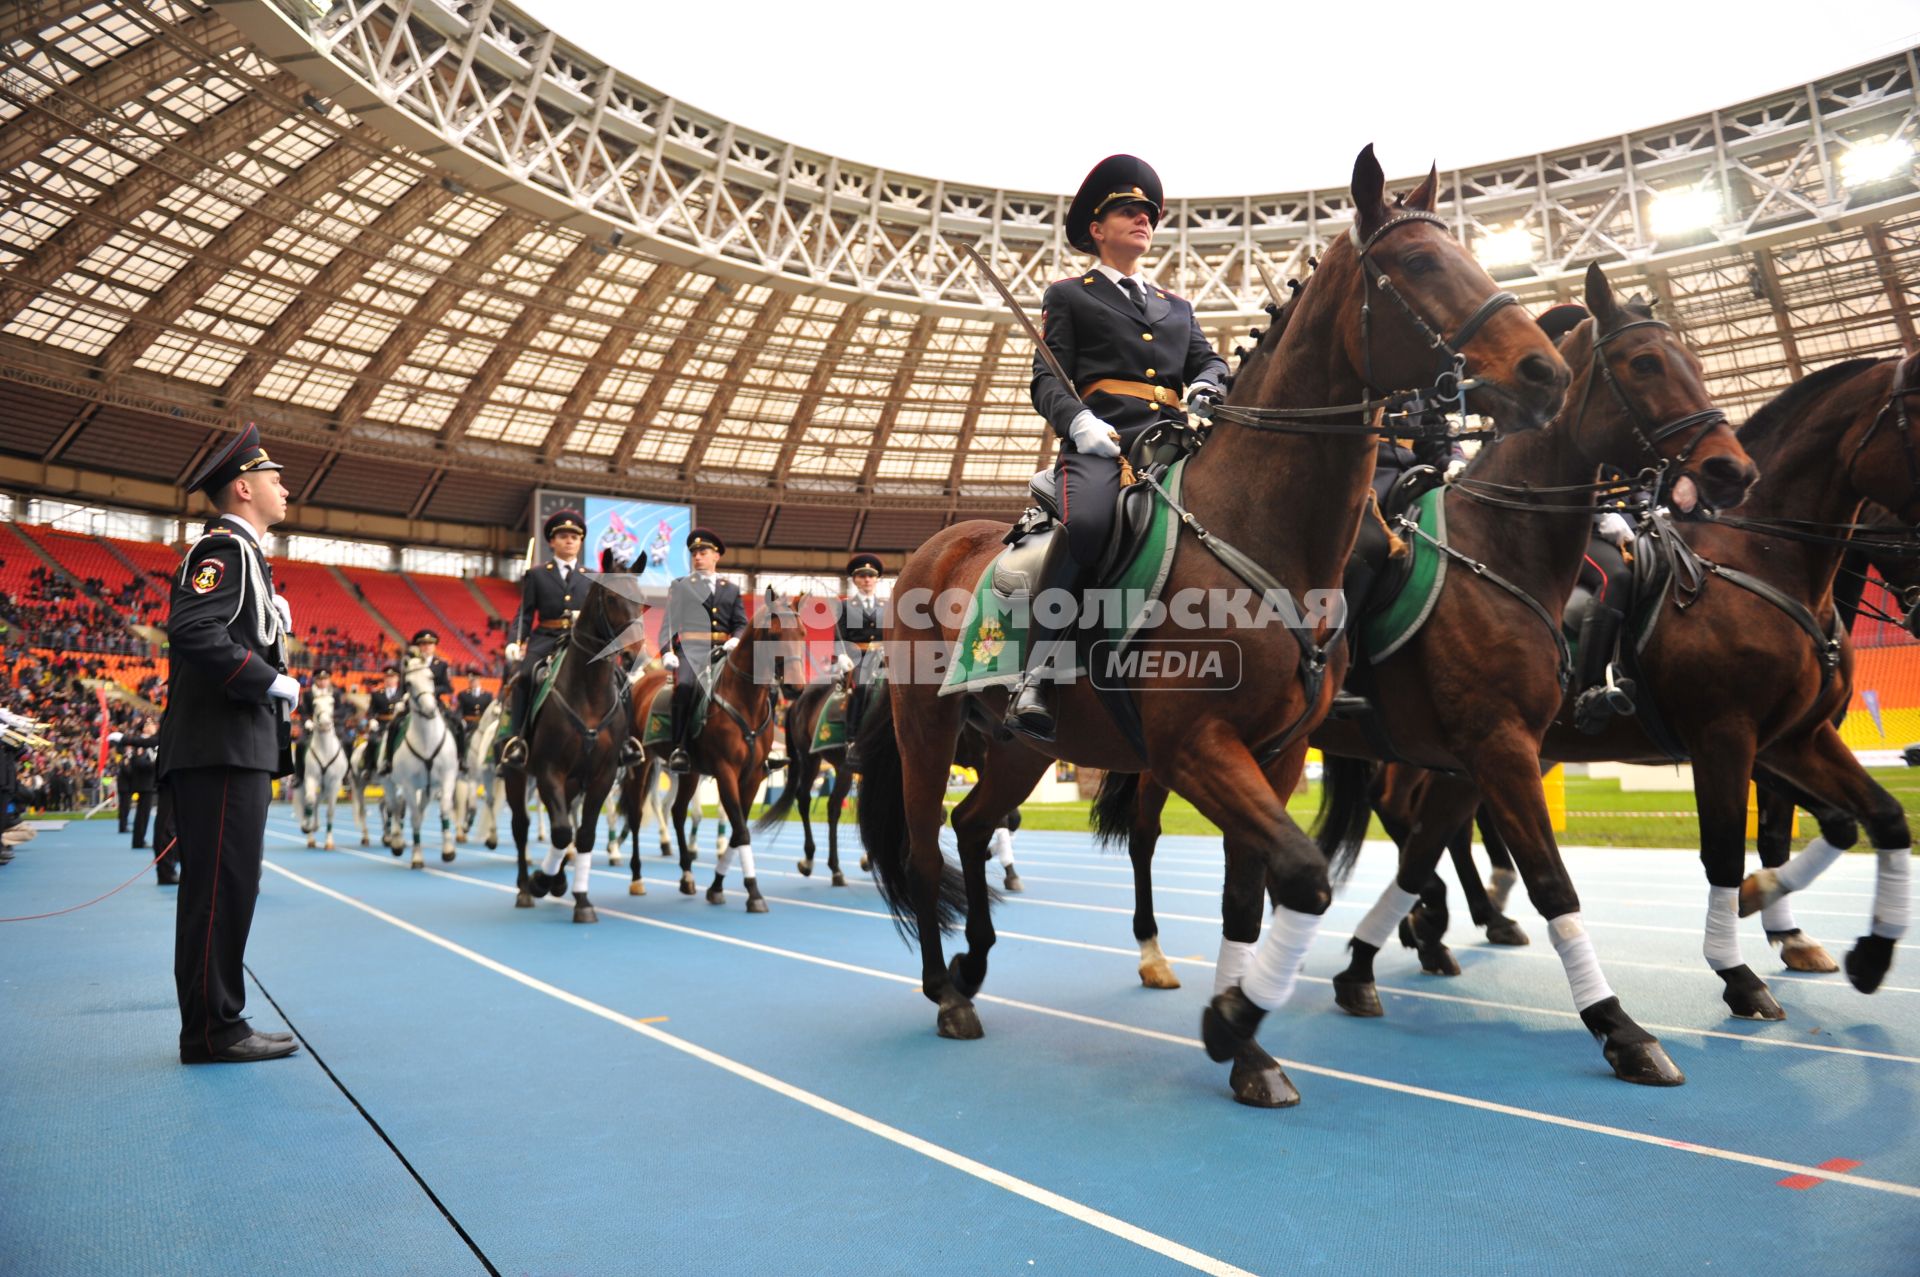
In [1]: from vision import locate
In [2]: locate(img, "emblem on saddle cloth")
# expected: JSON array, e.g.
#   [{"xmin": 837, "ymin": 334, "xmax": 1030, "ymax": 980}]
[{"xmin": 940, "ymin": 459, "xmax": 1186, "ymax": 696}]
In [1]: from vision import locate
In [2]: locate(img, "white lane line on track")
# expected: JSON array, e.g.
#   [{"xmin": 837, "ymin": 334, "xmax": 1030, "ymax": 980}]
[
  {"xmin": 261, "ymin": 822, "xmax": 1920, "ymax": 996},
  {"xmin": 268, "ymin": 836, "xmax": 1920, "ymax": 1201},
  {"xmin": 260, "ymin": 857, "xmax": 1257, "ymax": 1277}
]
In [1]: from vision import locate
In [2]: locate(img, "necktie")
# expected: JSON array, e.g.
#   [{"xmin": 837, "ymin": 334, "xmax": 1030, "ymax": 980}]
[{"xmin": 1120, "ymin": 277, "xmax": 1146, "ymax": 314}]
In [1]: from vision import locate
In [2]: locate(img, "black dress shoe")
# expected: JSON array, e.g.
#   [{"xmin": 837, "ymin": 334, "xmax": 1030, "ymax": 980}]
[
  {"xmin": 155, "ymin": 867, "xmax": 179, "ymax": 886},
  {"xmin": 256, "ymin": 1030, "xmax": 294, "ymax": 1044},
  {"xmin": 180, "ymin": 1033, "xmax": 299, "ymax": 1064}
]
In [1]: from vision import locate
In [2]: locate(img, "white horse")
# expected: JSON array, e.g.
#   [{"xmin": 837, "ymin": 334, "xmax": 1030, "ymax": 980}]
[
  {"xmin": 456, "ymin": 698, "xmax": 504, "ymax": 849},
  {"xmin": 295, "ymin": 688, "xmax": 356, "ymax": 849},
  {"xmin": 383, "ymin": 658, "xmax": 460, "ymax": 869}
]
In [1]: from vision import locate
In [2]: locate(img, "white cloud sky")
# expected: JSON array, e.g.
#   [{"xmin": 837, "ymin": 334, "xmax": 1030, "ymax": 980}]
[{"xmin": 521, "ymin": 0, "xmax": 1919, "ymax": 196}]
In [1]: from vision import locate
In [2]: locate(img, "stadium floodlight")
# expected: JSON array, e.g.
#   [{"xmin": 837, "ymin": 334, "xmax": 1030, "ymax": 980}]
[
  {"xmin": 1473, "ymin": 224, "xmax": 1535, "ymax": 268},
  {"xmin": 1648, "ymin": 185, "xmax": 1720, "ymax": 238},
  {"xmin": 1840, "ymin": 135, "xmax": 1915, "ymax": 188}
]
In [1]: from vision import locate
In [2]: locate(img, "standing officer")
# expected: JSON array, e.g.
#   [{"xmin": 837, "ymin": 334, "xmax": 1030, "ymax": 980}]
[
  {"xmin": 108, "ymin": 716, "xmax": 160, "ymax": 848},
  {"xmin": 157, "ymin": 422, "xmax": 300, "ymax": 1064},
  {"xmin": 1008, "ymin": 154, "xmax": 1230, "ymax": 741},
  {"xmin": 836, "ymin": 554, "xmax": 885, "ymax": 769},
  {"xmin": 656, "ymin": 528, "xmax": 748, "ymax": 774},
  {"xmin": 498, "ymin": 509, "xmax": 588, "ymax": 768},
  {"xmin": 365, "ymin": 665, "xmax": 402, "ymax": 780}
]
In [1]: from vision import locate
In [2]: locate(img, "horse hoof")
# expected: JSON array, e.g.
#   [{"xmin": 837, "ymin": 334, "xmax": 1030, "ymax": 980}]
[
  {"xmin": 1719, "ymin": 965, "xmax": 1785, "ymax": 1020},
  {"xmin": 746, "ymin": 896, "xmax": 768, "ymax": 914},
  {"xmin": 1418, "ymin": 945, "xmax": 1461, "ymax": 976},
  {"xmin": 936, "ymin": 1001, "xmax": 983, "ymax": 1040},
  {"xmin": 659, "ymin": 845, "xmax": 672, "ymax": 857},
  {"xmin": 947, "ymin": 953, "xmax": 985, "ymax": 1000},
  {"xmin": 389, "ymin": 845, "xmax": 403, "ymax": 858},
  {"xmin": 1771, "ymin": 930, "xmax": 1839, "ymax": 973},
  {"xmin": 1845, "ymin": 934, "xmax": 1896, "ymax": 994},
  {"xmin": 410, "ymin": 853, "xmax": 424, "ymax": 870},
  {"xmin": 679, "ymin": 874, "xmax": 696, "ymax": 896},
  {"xmin": 305, "ymin": 837, "xmax": 316, "ymax": 849},
  {"xmin": 629, "ymin": 881, "xmax": 645, "ymax": 896},
  {"xmin": 1229, "ymin": 1043, "xmax": 1300, "ymax": 1109},
  {"xmin": 324, "ymin": 837, "xmax": 335, "ymax": 851},
  {"xmin": 1484, "ymin": 915, "xmax": 1530, "ymax": 946},
  {"xmin": 860, "ymin": 856, "xmax": 870, "ymax": 872},
  {"xmin": 1603, "ymin": 1037, "xmax": 1686, "ymax": 1087},
  {"xmin": 1002, "ymin": 871, "xmax": 1024, "ymax": 893},
  {"xmin": 1138, "ymin": 959, "xmax": 1181, "ymax": 990},
  {"xmin": 361, "ymin": 836, "xmax": 370, "ymax": 846},
  {"xmin": 486, "ymin": 839, "xmax": 497, "ymax": 850},
  {"xmin": 1200, "ymin": 988, "xmax": 1264, "ymax": 1064},
  {"xmin": 1737, "ymin": 869, "xmax": 1785, "ymax": 919},
  {"xmin": 515, "ymin": 891, "xmax": 534, "ymax": 909},
  {"xmin": 796, "ymin": 858, "xmax": 813, "ymax": 877},
  {"xmin": 830, "ymin": 871, "xmax": 847, "ymax": 888},
  {"xmin": 1332, "ymin": 974, "xmax": 1383, "ymax": 1017},
  {"xmin": 574, "ymin": 902, "xmax": 598, "ymax": 924},
  {"xmin": 706, "ymin": 886, "xmax": 726, "ymax": 906},
  {"xmin": 441, "ymin": 849, "xmax": 455, "ymax": 863}
]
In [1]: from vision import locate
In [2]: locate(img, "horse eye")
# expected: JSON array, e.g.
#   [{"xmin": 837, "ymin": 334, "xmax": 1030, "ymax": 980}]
[
  {"xmin": 1404, "ymin": 254, "xmax": 1435, "ymax": 275},
  {"xmin": 1630, "ymin": 354, "xmax": 1662, "ymax": 376}
]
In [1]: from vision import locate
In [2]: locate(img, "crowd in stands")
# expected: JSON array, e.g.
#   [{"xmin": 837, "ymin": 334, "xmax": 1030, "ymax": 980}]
[
  {"xmin": 0, "ymin": 654, "xmax": 151, "ymax": 814},
  {"xmin": 0, "ymin": 555, "xmax": 166, "ymax": 657}
]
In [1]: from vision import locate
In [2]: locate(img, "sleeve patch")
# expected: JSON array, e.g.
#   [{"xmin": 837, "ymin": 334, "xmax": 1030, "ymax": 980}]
[{"xmin": 191, "ymin": 559, "xmax": 225, "ymax": 594}]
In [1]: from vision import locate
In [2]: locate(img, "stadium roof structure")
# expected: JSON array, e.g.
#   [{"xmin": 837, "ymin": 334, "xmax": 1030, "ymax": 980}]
[{"xmin": 2, "ymin": 0, "xmax": 1917, "ymax": 566}]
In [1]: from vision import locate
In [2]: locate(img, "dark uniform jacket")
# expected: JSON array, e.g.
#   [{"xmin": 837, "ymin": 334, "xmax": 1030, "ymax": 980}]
[
  {"xmin": 456, "ymin": 687, "xmax": 494, "ymax": 725},
  {"xmin": 835, "ymin": 594, "xmax": 884, "ymax": 660},
  {"xmin": 1032, "ymin": 271, "xmax": 1229, "ymax": 443},
  {"xmin": 421, "ymin": 656, "xmax": 453, "ymax": 702},
  {"xmin": 119, "ymin": 731, "xmax": 159, "ymax": 787},
  {"xmin": 368, "ymin": 686, "xmax": 403, "ymax": 724},
  {"xmin": 510, "ymin": 560, "xmax": 588, "ymax": 651},
  {"xmin": 156, "ymin": 519, "xmax": 285, "ymax": 778},
  {"xmin": 658, "ymin": 575, "xmax": 749, "ymax": 655}
]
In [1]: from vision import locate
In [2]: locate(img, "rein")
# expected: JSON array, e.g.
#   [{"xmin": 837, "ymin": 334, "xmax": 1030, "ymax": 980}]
[
  {"xmin": 1567, "ymin": 317, "xmax": 1729, "ymax": 471},
  {"xmin": 1392, "ymin": 510, "xmax": 1574, "ymax": 690},
  {"xmin": 1208, "ymin": 212, "xmax": 1516, "ymax": 438}
]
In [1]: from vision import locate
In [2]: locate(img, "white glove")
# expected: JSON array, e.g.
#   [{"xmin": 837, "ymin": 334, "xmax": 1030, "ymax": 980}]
[
  {"xmin": 662, "ymin": 651, "xmax": 680, "ymax": 670},
  {"xmin": 108, "ymin": 730, "xmax": 124, "ymax": 743},
  {"xmin": 267, "ymin": 673, "xmax": 301, "ymax": 704},
  {"xmin": 1067, "ymin": 410, "xmax": 1121, "ymax": 459},
  {"xmin": 721, "ymin": 636, "xmax": 741, "ymax": 653},
  {"xmin": 505, "ymin": 641, "xmax": 524, "ymax": 663},
  {"xmin": 835, "ymin": 653, "xmax": 855, "ymax": 675},
  {"xmin": 270, "ymin": 593, "xmax": 293, "ymax": 634},
  {"xmin": 1597, "ymin": 512, "xmax": 1634, "ymax": 548},
  {"xmin": 1186, "ymin": 385, "xmax": 1221, "ymax": 420},
  {"xmin": 1444, "ymin": 458, "xmax": 1468, "ymax": 483}
]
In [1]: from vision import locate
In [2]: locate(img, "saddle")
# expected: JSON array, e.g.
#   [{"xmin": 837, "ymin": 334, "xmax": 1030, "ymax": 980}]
[
  {"xmin": 641, "ymin": 658, "xmax": 720, "ymax": 749},
  {"xmin": 1562, "ymin": 517, "xmax": 1685, "ymax": 756}
]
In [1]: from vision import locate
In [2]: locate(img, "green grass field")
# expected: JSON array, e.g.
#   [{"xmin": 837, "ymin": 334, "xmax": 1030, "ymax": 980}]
[{"xmin": 773, "ymin": 767, "xmax": 1920, "ymax": 850}]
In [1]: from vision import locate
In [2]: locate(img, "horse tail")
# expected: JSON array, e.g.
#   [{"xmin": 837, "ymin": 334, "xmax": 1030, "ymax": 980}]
[
  {"xmin": 1089, "ymin": 770, "xmax": 1141, "ymax": 849},
  {"xmin": 854, "ymin": 681, "xmax": 966, "ymax": 941},
  {"xmin": 1312, "ymin": 755, "xmax": 1375, "ymax": 885}
]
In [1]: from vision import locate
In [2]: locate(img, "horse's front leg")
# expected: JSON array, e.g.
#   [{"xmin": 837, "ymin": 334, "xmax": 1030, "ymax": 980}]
[
  {"xmin": 708, "ymin": 761, "xmax": 767, "ymax": 912},
  {"xmin": 825, "ymin": 762, "xmax": 852, "ymax": 886},
  {"xmin": 567, "ymin": 772, "xmax": 610, "ymax": 924},
  {"xmin": 670, "ymin": 774, "xmax": 698, "ymax": 894},
  {"xmin": 1130, "ymin": 778, "xmax": 1178, "ymax": 988}
]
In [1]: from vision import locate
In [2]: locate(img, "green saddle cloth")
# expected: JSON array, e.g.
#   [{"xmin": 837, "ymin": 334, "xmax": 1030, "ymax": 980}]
[
  {"xmin": 1361, "ymin": 486, "xmax": 1449, "ymax": 661},
  {"xmin": 940, "ymin": 458, "xmax": 1185, "ymax": 696},
  {"xmin": 811, "ymin": 686, "xmax": 851, "ymax": 752},
  {"xmin": 642, "ymin": 665, "xmax": 716, "ymax": 748}
]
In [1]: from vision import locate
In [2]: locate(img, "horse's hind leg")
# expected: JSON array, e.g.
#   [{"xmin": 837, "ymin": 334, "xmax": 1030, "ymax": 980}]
[
  {"xmin": 507, "ymin": 772, "xmax": 535, "ymax": 908},
  {"xmin": 1679, "ymin": 721, "xmax": 1786, "ymax": 1020},
  {"xmin": 794, "ymin": 752, "xmax": 819, "ymax": 877},
  {"xmin": 947, "ymin": 746, "xmax": 1051, "ymax": 1000},
  {"xmin": 1130, "ymin": 779, "xmax": 1179, "ymax": 989},
  {"xmin": 826, "ymin": 764, "xmax": 853, "ymax": 886},
  {"xmin": 1474, "ymin": 807, "xmax": 1528, "ymax": 944},
  {"xmin": 1753, "ymin": 724, "xmax": 1910, "ymax": 993},
  {"xmin": 708, "ymin": 766, "xmax": 767, "ymax": 913},
  {"xmin": 671, "ymin": 777, "xmax": 698, "ymax": 895},
  {"xmin": 1749, "ymin": 773, "xmax": 1839, "ymax": 972}
]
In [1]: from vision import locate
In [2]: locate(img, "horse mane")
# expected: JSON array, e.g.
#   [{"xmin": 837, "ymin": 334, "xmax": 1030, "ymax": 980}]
[
  {"xmin": 1231, "ymin": 274, "xmax": 1306, "ymax": 388},
  {"xmin": 1738, "ymin": 356, "xmax": 1887, "ymax": 460}
]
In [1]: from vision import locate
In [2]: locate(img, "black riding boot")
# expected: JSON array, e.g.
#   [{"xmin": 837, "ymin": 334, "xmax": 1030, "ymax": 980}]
[
  {"xmin": 667, "ymin": 682, "xmax": 696, "ymax": 773},
  {"xmin": 1005, "ymin": 535, "xmax": 1085, "ymax": 743},
  {"xmin": 1573, "ymin": 603, "xmax": 1637, "ymax": 734},
  {"xmin": 843, "ymin": 682, "xmax": 868, "ymax": 770},
  {"xmin": 380, "ymin": 715, "xmax": 403, "ymax": 775},
  {"xmin": 498, "ymin": 678, "xmax": 530, "ymax": 770}
]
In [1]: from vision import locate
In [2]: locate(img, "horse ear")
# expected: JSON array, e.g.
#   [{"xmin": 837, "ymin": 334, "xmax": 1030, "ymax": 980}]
[
  {"xmin": 1405, "ymin": 163, "xmax": 1440, "ymax": 212},
  {"xmin": 1351, "ymin": 144, "xmax": 1388, "ymax": 238},
  {"xmin": 764, "ymin": 584, "xmax": 777, "ymax": 607},
  {"xmin": 599, "ymin": 547, "xmax": 617, "ymax": 572},
  {"xmin": 1584, "ymin": 260, "xmax": 1619, "ymax": 328}
]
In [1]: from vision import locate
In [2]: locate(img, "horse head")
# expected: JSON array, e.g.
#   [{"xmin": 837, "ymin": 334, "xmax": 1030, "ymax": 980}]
[
  {"xmin": 1562, "ymin": 261, "xmax": 1757, "ymax": 514},
  {"xmin": 750, "ymin": 585, "xmax": 808, "ymax": 699},
  {"xmin": 1287, "ymin": 145, "xmax": 1570, "ymax": 433},
  {"xmin": 1857, "ymin": 350, "xmax": 1920, "ymax": 527},
  {"xmin": 308, "ymin": 686, "xmax": 334, "ymax": 729},
  {"xmin": 403, "ymin": 656, "xmax": 439, "ymax": 717}
]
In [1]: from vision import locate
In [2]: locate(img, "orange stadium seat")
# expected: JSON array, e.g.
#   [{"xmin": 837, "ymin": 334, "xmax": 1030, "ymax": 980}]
[
  {"xmin": 403, "ymin": 571, "xmax": 500, "ymax": 669},
  {"xmin": 337, "ymin": 566, "xmax": 480, "ymax": 668}
]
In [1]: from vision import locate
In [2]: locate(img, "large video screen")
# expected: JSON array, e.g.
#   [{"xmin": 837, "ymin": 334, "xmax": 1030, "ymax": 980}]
[{"xmin": 583, "ymin": 497, "xmax": 691, "ymax": 587}]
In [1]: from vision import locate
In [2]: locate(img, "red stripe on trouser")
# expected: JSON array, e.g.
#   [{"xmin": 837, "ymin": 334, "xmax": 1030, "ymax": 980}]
[
  {"xmin": 1582, "ymin": 554, "xmax": 1610, "ymax": 604},
  {"xmin": 201, "ymin": 773, "xmax": 228, "ymax": 1054},
  {"xmin": 1059, "ymin": 464, "xmax": 1069, "ymax": 521}
]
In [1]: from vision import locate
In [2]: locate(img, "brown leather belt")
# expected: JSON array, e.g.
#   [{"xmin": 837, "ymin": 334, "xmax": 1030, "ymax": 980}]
[
  {"xmin": 536, "ymin": 615, "xmax": 575, "ymax": 631},
  {"xmin": 851, "ymin": 641, "xmax": 878, "ymax": 651},
  {"xmin": 1082, "ymin": 378, "xmax": 1181, "ymax": 409}
]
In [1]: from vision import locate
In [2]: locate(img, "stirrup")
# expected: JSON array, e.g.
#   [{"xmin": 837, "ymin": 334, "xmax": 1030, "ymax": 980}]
[
  {"xmin": 1004, "ymin": 673, "xmax": 1056, "ymax": 742},
  {"xmin": 499, "ymin": 737, "xmax": 527, "ymax": 767},
  {"xmin": 667, "ymin": 748, "xmax": 691, "ymax": 774}
]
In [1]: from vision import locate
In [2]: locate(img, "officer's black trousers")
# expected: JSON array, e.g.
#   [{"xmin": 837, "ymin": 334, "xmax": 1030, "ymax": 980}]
[
  {"xmin": 153, "ymin": 784, "xmax": 180, "ymax": 881},
  {"xmin": 117, "ymin": 778, "xmax": 130, "ymax": 832},
  {"xmin": 127, "ymin": 786, "xmax": 153, "ymax": 847},
  {"xmin": 169, "ymin": 766, "xmax": 271, "ymax": 1054},
  {"xmin": 1056, "ymin": 447, "xmax": 1123, "ymax": 568}
]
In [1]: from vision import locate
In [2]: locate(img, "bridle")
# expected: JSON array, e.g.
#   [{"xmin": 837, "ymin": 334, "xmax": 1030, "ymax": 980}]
[
  {"xmin": 1845, "ymin": 380, "xmax": 1920, "ymax": 512},
  {"xmin": 1565, "ymin": 316, "xmax": 1728, "ymax": 473},
  {"xmin": 1210, "ymin": 210, "xmax": 1518, "ymax": 437}
]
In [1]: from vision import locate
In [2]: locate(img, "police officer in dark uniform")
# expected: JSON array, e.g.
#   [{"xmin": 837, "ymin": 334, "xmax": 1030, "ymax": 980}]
[
  {"xmin": 157, "ymin": 421, "xmax": 300, "ymax": 1064},
  {"xmin": 109, "ymin": 716, "xmax": 160, "ymax": 848},
  {"xmin": 498, "ymin": 509, "xmax": 589, "ymax": 768},
  {"xmin": 382, "ymin": 629, "xmax": 462, "ymax": 772},
  {"xmin": 365, "ymin": 665, "xmax": 402, "ymax": 779},
  {"xmin": 292, "ymin": 666, "xmax": 336, "ymax": 780},
  {"xmin": 1010, "ymin": 154, "xmax": 1231, "ymax": 740},
  {"xmin": 836, "ymin": 554, "xmax": 885, "ymax": 769},
  {"xmin": 457, "ymin": 673, "xmax": 493, "ymax": 740},
  {"xmin": 657, "ymin": 527, "xmax": 749, "ymax": 774}
]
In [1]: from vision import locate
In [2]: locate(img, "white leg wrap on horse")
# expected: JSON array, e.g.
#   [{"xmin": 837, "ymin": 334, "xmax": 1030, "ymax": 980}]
[
  {"xmin": 1548, "ymin": 913, "xmax": 1615, "ymax": 1011},
  {"xmin": 1776, "ymin": 836, "xmax": 1846, "ymax": 893},
  {"xmin": 988, "ymin": 827, "xmax": 1014, "ymax": 867},
  {"xmin": 734, "ymin": 843, "xmax": 756, "ymax": 880},
  {"xmin": 571, "ymin": 845, "xmax": 594, "ymax": 894},
  {"xmin": 1702, "ymin": 885, "xmax": 1743, "ymax": 971},
  {"xmin": 540, "ymin": 844, "xmax": 565, "ymax": 876},
  {"xmin": 1354, "ymin": 884, "xmax": 1421, "ymax": 951},
  {"xmin": 1240, "ymin": 906, "xmax": 1323, "ymax": 1011},
  {"xmin": 1213, "ymin": 938, "xmax": 1256, "ymax": 997},
  {"xmin": 1760, "ymin": 897, "xmax": 1798, "ymax": 933},
  {"xmin": 1872, "ymin": 848, "xmax": 1911, "ymax": 940},
  {"xmin": 715, "ymin": 846, "xmax": 733, "ymax": 877}
]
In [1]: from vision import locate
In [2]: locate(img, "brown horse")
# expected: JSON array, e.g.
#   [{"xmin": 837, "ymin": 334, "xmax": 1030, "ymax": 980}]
[
  {"xmin": 856, "ymin": 146, "xmax": 1570, "ymax": 1108},
  {"xmin": 646, "ymin": 589, "xmax": 807, "ymax": 912},
  {"xmin": 757, "ymin": 679, "xmax": 860, "ymax": 886},
  {"xmin": 1105, "ymin": 262, "xmax": 1756, "ymax": 1086},
  {"xmin": 1328, "ymin": 352, "xmax": 1920, "ymax": 1019},
  {"xmin": 505, "ymin": 573, "xmax": 644, "ymax": 923},
  {"xmin": 616, "ymin": 666, "xmax": 673, "ymax": 897}
]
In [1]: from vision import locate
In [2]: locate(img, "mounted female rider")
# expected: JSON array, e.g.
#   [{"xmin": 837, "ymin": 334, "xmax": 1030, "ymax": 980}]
[{"xmin": 1008, "ymin": 154, "xmax": 1231, "ymax": 740}]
